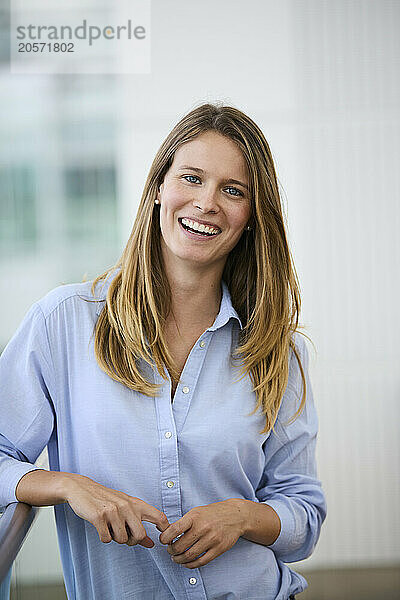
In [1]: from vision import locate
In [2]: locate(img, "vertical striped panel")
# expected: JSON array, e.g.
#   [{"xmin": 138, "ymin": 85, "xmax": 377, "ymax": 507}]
[{"xmin": 289, "ymin": 0, "xmax": 400, "ymax": 568}]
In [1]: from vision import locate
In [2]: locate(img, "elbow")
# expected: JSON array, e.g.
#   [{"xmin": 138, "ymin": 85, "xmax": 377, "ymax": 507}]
[{"xmin": 273, "ymin": 498, "xmax": 327, "ymax": 563}]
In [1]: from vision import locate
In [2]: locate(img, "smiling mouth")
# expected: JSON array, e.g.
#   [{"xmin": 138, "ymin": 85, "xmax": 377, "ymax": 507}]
[{"xmin": 178, "ymin": 218, "xmax": 221, "ymax": 237}]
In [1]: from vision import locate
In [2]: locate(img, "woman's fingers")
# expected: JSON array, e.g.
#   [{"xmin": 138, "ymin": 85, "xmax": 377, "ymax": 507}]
[
  {"xmin": 65, "ymin": 474, "xmax": 169, "ymax": 547},
  {"xmin": 124, "ymin": 521, "xmax": 154, "ymax": 547},
  {"xmin": 121, "ymin": 501, "xmax": 167, "ymax": 547},
  {"xmin": 136, "ymin": 498, "xmax": 170, "ymax": 533},
  {"xmin": 93, "ymin": 513, "xmax": 113, "ymax": 544}
]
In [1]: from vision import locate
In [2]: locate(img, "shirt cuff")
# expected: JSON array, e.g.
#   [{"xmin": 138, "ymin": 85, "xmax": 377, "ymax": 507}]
[
  {"xmin": 262, "ymin": 498, "xmax": 297, "ymax": 555},
  {"xmin": 1, "ymin": 462, "xmax": 46, "ymax": 508}
]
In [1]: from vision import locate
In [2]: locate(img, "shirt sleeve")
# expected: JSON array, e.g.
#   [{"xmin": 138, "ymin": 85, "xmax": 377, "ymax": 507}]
[
  {"xmin": 0, "ymin": 302, "xmax": 56, "ymax": 509},
  {"xmin": 255, "ymin": 334, "xmax": 327, "ymax": 563}
]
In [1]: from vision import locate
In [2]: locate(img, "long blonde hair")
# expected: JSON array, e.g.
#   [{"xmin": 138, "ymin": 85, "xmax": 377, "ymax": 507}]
[{"xmin": 88, "ymin": 102, "xmax": 312, "ymax": 435}]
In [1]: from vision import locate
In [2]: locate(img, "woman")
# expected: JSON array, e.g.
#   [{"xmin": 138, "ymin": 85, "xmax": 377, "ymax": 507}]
[{"xmin": 0, "ymin": 103, "xmax": 327, "ymax": 600}]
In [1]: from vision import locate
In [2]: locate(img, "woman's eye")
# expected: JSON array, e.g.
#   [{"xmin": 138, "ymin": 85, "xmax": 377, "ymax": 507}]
[
  {"xmin": 226, "ymin": 187, "xmax": 243, "ymax": 197},
  {"xmin": 183, "ymin": 175, "xmax": 201, "ymax": 184}
]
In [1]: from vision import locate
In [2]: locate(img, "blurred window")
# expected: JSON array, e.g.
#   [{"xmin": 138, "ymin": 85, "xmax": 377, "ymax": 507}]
[
  {"xmin": 0, "ymin": 6, "xmax": 9, "ymax": 64},
  {"xmin": 0, "ymin": 165, "xmax": 37, "ymax": 256},
  {"xmin": 63, "ymin": 166, "xmax": 118, "ymax": 244}
]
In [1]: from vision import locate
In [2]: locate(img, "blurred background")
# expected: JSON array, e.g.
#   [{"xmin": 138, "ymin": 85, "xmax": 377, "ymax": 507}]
[{"xmin": 1, "ymin": 0, "xmax": 399, "ymax": 598}]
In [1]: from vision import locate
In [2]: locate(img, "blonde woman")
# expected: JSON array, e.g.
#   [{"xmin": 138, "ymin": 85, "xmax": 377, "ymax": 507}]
[{"xmin": 0, "ymin": 103, "xmax": 327, "ymax": 600}]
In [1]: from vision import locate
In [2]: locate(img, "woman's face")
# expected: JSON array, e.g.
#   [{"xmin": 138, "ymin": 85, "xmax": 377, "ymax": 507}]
[{"xmin": 156, "ymin": 130, "xmax": 251, "ymax": 272}]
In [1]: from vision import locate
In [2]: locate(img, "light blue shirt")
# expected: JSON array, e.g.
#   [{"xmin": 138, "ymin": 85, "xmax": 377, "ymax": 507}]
[{"xmin": 0, "ymin": 269, "xmax": 326, "ymax": 600}]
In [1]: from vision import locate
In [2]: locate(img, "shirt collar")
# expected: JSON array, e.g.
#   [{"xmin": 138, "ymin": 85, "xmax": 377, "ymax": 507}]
[
  {"xmin": 95, "ymin": 271, "xmax": 243, "ymax": 330},
  {"xmin": 208, "ymin": 280, "xmax": 243, "ymax": 331}
]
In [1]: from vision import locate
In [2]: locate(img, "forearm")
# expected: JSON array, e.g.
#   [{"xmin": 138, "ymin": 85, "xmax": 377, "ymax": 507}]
[
  {"xmin": 15, "ymin": 469, "xmax": 74, "ymax": 507},
  {"xmin": 235, "ymin": 498, "xmax": 281, "ymax": 546}
]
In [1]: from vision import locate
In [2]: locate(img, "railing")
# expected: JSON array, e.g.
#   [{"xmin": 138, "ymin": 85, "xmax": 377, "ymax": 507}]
[{"xmin": 0, "ymin": 502, "xmax": 39, "ymax": 599}]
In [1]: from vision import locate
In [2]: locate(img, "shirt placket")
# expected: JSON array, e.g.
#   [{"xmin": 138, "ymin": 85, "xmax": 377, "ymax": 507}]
[{"xmin": 153, "ymin": 330, "xmax": 213, "ymax": 600}]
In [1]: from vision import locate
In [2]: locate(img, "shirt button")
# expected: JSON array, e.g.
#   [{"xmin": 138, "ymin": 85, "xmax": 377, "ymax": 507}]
[
  {"xmin": 182, "ymin": 386, "xmax": 190, "ymax": 394},
  {"xmin": 199, "ymin": 340, "xmax": 206, "ymax": 348},
  {"xmin": 189, "ymin": 577, "xmax": 197, "ymax": 585},
  {"xmin": 165, "ymin": 431, "xmax": 172, "ymax": 439}
]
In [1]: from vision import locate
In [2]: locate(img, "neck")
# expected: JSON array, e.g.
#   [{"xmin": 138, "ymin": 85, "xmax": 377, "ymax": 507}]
[{"xmin": 163, "ymin": 267, "xmax": 223, "ymax": 330}]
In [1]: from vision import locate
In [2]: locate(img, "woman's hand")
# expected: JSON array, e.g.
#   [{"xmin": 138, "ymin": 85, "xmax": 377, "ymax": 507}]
[
  {"xmin": 159, "ymin": 499, "xmax": 247, "ymax": 568},
  {"xmin": 64, "ymin": 473, "xmax": 170, "ymax": 547}
]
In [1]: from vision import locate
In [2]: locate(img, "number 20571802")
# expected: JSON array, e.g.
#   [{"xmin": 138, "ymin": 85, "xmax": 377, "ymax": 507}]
[{"xmin": 18, "ymin": 42, "xmax": 74, "ymax": 52}]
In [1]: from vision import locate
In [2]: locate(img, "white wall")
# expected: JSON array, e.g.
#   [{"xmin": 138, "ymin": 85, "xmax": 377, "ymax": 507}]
[{"xmin": 6, "ymin": 0, "xmax": 400, "ymax": 585}]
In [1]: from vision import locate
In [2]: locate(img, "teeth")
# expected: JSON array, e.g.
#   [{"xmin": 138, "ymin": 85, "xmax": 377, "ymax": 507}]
[{"xmin": 181, "ymin": 218, "xmax": 220, "ymax": 235}]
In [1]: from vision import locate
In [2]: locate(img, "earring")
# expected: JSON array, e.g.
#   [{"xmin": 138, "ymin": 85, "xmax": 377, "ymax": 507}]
[
  {"xmin": 155, "ymin": 199, "xmax": 160, "ymax": 204},
  {"xmin": 245, "ymin": 225, "xmax": 251, "ymax": 231}
]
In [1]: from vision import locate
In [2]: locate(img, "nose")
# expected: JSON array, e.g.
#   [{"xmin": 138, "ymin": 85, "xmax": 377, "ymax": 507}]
[{"xmin": 192, "ymin": 186, "xmax": 220, "ymax": 214}]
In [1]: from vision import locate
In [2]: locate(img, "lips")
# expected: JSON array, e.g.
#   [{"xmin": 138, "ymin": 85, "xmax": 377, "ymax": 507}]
[
  {"xmin": 178, "ymin": 218, "xmax": 221, "ymax": 239},
  {"xmin": 179, "ymin": 217, "xmax": 221, "ymax": 232}
]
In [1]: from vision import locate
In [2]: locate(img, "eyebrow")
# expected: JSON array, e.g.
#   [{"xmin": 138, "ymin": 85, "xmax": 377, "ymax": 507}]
[{"xmin": 177, "ymin": 165, "xmax": 249, "ymax": 191}]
